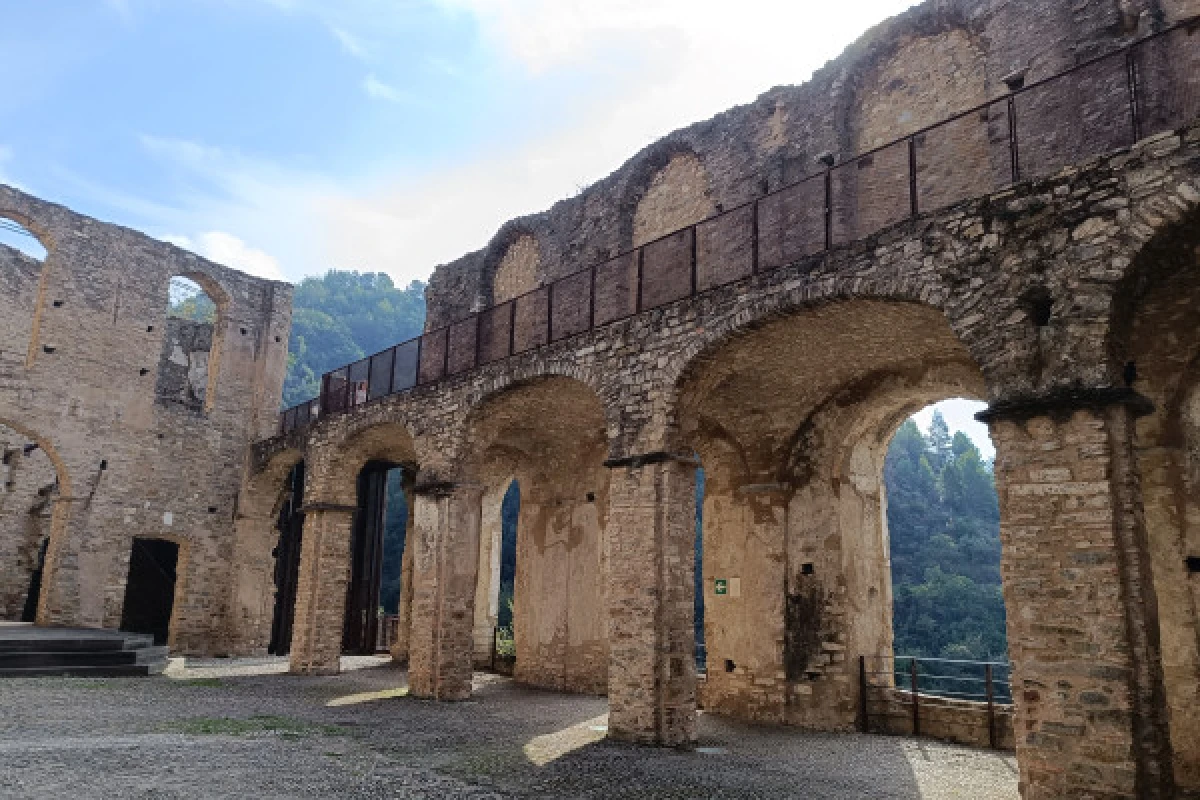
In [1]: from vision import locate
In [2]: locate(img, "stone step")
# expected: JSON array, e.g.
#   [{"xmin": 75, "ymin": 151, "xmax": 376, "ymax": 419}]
[
  {"xmin": 0, "ymin": 633, "xmax": 155, "ymax": 654},
  {"xmin": 0, "ymin": 627, "xmax": 167, "ymax": 678},
  {"xmin": 0, "ymin": 645, "xmax": 168, "ymax": 669},
  {"xmin": 0, "ymin": 664, "xmax": 158, "ymax": 678}
]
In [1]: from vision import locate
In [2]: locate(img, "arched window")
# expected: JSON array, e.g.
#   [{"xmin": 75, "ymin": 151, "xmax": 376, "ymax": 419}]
[
  {"xmin": 157, "ymin": 275, "xmax": 224, "ymax": 413},
  {"xmin": 0, "ymin": 215, "xmax": 50, "ymax": 368}
]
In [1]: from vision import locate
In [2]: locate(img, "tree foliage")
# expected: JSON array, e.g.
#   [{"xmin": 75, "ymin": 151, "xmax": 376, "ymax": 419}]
[
  {"xmin": 283, "ymin": 271, "xmax": 426, "ymax": 407},
  {"xmin": 884, "ymin": 413, "xmax": 1006, "ymax": 661}
]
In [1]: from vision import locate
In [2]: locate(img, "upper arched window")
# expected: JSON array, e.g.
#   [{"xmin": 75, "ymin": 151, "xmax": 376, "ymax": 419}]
[
  {"xmin": 157, "ymin": 275, "xmax": 225, "ymax": 413},
  {"xmin": 0, "ymin": 216, "xmax": 50, "ymax": 368},
  {"xmin": 0, "ymin": 217, "xmax": 47, "ymax": 262}
]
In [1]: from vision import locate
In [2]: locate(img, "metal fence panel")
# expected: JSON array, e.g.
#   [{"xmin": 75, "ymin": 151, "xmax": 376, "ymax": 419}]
[
  {"xmin": 368, "ymin": 349, "xmax": 394, "ymax": 401},
  {"xmin": 916, "ymin": 103, "xmax": 1007, "ymax": 213},
  {"xmin": 696, "ymin": 203, "xmax": 754, "ymax": 291},
  {"xmin": 640, "ymin": 228, "xmax": 693, "ymax": 310},
  {"xmin": 593, "ymin": 252, "xmax": 638, "ymax": 325},
  {"xmin": 418, "ymin": 330, "xmax": 447, "ymax": 384},
  {"xmin": 478, "ymin": 302, "xmax": 513, "ymax": 364},
  {"xmin": 551, "ymin": 270, "xmax": 591, "ymax": 341},
  {"xmin": 1136, "ymin": 26, "xmax": 1200, "ymax": 139},
  {"xmin": 757, "ymin": 176, "xmax": 825, "ymax": 270},
  {"xmin": 833, "ymin": 139, "xmax": 911, "ymax": 246},
  {"xmin": 513, "ymin": 287, "xmax": 549, "ymax": 353},
  {"xmin": 447, "ymin": 318, "xmax": 478, "ymax": 375},
  {"xmin": 392, "ymin": 340, "xmax": 419, "ymax": 392}
]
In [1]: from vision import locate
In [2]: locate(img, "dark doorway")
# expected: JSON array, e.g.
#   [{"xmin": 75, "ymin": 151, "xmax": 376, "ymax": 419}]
[
  {"xmin": 343, "ymin": 461, "xmax": 399, "ymax": 655},
  {"xmin": 119, "ymin": 538, "xmax": 179, "ymax": 646},
  {"xmin": 268, "ymin": 462, "xmax": 305, "ymax": 656},
  {"xmin": 20, "ymin": 537, "xmax": 48, "ymax": 623}
]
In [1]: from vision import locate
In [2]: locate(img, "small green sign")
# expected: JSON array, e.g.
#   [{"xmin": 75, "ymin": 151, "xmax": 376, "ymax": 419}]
[{"xmin": 714, "ymin": 579, "xmax": 728, "ymax": 596}]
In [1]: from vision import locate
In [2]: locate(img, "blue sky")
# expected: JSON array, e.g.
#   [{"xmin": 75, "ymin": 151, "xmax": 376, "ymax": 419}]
[{"xmin": 0, "ymin": 0, "xmax": 992, "ymax": 452}]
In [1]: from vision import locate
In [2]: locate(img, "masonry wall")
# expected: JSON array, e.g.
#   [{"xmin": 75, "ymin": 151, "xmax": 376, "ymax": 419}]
[
  {"xmin": 422, "ymin": 0, "xmax": 1172, "ymax": 331},
  {"xmin": 0, "ymin": 184, "xmax": 292, "ymax": 655}
]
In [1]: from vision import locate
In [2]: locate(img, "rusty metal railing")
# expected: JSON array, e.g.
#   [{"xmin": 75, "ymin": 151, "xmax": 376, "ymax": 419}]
[{"xmin": 280, "ymin": 18, "xmax": 1200, "ymax": 435}]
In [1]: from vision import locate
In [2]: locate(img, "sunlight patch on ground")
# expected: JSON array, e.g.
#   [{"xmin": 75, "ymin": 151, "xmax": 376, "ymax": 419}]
[
  {"xmin": 326, "ymin": 686, "xmax": 410, "ymax": 707},
  {"xmin": 522, "ymin": 714, "xmax": 609, "ymax": 767}
]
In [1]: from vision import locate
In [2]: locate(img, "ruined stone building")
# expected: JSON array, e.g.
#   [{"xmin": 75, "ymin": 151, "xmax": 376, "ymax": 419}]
[{"xmin": 5, "ymin": 0, "xmax": 1200, "ymax": 797}]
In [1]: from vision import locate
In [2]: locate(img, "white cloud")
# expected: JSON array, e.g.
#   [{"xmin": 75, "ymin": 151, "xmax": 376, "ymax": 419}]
[
  {"xmin": 331, "ymin": 26, "xmax": 366, "ymax": 58},
  {"xmin": 163, "ymin": 231, "xmax": 285, "ymax": 281},
  {"xmin": 362, "ymin": 74, "xmax": 409, "ymax": 103}
]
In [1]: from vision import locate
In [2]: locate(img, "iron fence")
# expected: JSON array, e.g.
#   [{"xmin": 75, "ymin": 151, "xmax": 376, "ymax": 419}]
[
  {"xmin": 859, "ymin": 654, "xmax": 1012, "ymax": 749},
  {"xmin": 281, "ymin": 18, "xmax": 1200, "ymax": 434}
]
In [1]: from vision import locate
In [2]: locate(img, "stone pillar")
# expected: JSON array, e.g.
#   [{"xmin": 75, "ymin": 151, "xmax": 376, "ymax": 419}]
[
  {"xmin": 983, "ymin": 395, "xmax": 1173, "ymax": 799},
  {"xmin": 35, "ymin": 497, "xmax": 90, "ymax": 627},
  {"xmin": 605, "ymin": 455, "xmax": 696, "ymax": 747},
  {"xmin": 407, "ymin": 481, "xmax": 482, "ymax": 700},
  {"xmin": 288, "ymin": 505, "xmax": 354, "ymax": 675},
  {"xmin": 470, "ymin": 483, "xmax": 505, "ymax": 668},
  {"xmin": 390, "ymin": 470, "xmax": 416, "ymax": 664}
]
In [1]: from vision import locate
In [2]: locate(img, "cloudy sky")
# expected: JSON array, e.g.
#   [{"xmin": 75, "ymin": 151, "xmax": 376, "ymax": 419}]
[{"xmin": 0, "ymin": 0, "xmax": 993, "ymax": 453}]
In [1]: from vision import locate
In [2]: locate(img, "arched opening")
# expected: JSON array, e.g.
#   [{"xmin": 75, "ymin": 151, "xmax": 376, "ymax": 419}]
[
  {"xmin": 462, "ymin": 376, "xmax": 609, "ymax": 693},
  {"xmin": 158, "ymin": 274, "xmax": 225, "ymax": 413},
  {"xmin": 0, "ymin": 214, "xmax": 50, "ymax": 369},
  {"xmin": 268, "ymin": 461, "xmax": 305, "ymax": 655},
  {"xmin": 0, "ymin": 422, "xmax": 58, "ymax": 622},
  {"xmin": 678, "ymin": 299, "xmax": 1009, "ymax": 744},
  {"xmin": 1112, "ymin": 207, "xmax": 1200, "ymax": 790},
  {"xmin": 631, "ymin": 151, "xmax": 716, "ymax": 249},
  {"xmin": 342, "ymin": 459, "xmax": 411, "ymax": 655}
]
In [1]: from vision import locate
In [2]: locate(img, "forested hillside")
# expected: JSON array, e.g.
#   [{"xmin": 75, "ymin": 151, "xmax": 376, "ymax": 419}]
[{"xmin": 282, "ymin": 271, "xmax": 1005, "ymax": 663}]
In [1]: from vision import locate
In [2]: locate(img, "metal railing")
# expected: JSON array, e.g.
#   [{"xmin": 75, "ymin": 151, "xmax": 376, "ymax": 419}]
[
  {"xmin": 859, "ymin": 654, "xmax": 1012, "ymax": 749},
  {"xmin": 279, "ymin": 18, "xmax": 1200, "ymax": 435}
]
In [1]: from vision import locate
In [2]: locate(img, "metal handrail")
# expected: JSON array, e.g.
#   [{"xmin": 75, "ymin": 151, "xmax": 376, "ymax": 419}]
[{"xmin": 280, "ymin": 18, "xmax": 1200, "ymax": 434}]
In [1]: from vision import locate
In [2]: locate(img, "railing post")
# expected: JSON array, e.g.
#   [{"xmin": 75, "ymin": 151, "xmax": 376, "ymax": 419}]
[
  {"xmin": 986, "ymin": 663, "xmax": 997, "ymax": 749},
  {"xmin": 910, "ymin": 657, "xmax": 920, "ymax": 737},
  {"xmin": 508, "ymin": 299, "xmax": 517, "ymax": 356},
  {"xmin": 859, "ymin": 655, "xmax": 869, "ymax": 733},
  {"xmin": 363, "ymin": 356, "xmax": 373, "ymax": 407},
  {"xmin": 635, "ymin": 247, "xmax": 645, "ymax": 313},
  {"xmin": 474, "ymin": 310, "xmax": 483, "ymax": 368},
  {"xmin": 386, "ymin": 346, "xmax": 397, "ymax": 398},
  {"xmin": 824, "ymin": 169, "xmax": 833, "ymax": 251},
  {"xmin": 750, "ymin": 198, "xmax": 760, "ymax": 273},
  {"xmin": 908, "ymin": 136, "xmax": 919, "ymax": 217},
  {"xmin": 588, "ymin": 265, "xmax": 597, "ymax": 329},
  {"xmin": 442, "ymin": 326, "xmax": 451, "ymax": 377},
  {"xmin": 546, "ymin": 281, "xmax": 554, "ymax": 343},
  {"xmin": 1007, "ymin": 95, "xmax": 1020, "ymax": 184},
  {"xmin": 414, "ymin": 335, "xmax": 424, "ymax": 386},
  {"xmin": 1126, "ymin": 46, "xmax": 1142, "ymax": 145},
  {"xmin": 689, "ymin": 225, "xmax": 698, "ymax": 297}
]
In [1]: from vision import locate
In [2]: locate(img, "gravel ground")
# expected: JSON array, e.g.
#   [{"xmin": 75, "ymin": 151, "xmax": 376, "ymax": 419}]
[{"xmin": 0, "ymin": 658, "xmax": 1018, "ymax": 799}]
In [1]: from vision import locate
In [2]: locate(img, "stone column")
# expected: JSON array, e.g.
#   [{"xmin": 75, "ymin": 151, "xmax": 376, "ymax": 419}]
[
  {"xmin": 605, "ymin": 455, "xmax": 696, "ymax": 747},
  {"xmin": 35, "ymin": 497, "xmax": 91, "ymax": 627},
  {"xmin": 407, "ymin": 481, "xmax": 482, "ymax": 701},
  {"xmin": 470, "ymin": 483, "xmax": 505, "ymax": 668},
  {"xmin": 390, "ymin": 470, "xmax": 416, "ymax": 664},
  {"xmin": 983, "ymin": 394, "xmax": 1173, "ymax": 799},
  {"xmin": 288, "ymin": 505, "xmax": 355, "ymax": 675}
]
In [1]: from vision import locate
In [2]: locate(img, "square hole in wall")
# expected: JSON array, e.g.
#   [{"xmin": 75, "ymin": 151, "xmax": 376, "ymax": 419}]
[
  {"xmin": 724, "ymin": 659, "xmax": 736, "ymax": 673},
  {"xmin": 1187, "ymin": 556, "xmax": 1200, "ymax": 574},
  {"xmin": 801, "ymin": 563, "xmax": 814, "ymax": 575}
]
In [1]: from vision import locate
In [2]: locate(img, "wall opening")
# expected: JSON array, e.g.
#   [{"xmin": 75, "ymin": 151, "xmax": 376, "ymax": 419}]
[
  {"xmin": 882, "ymin": 399, "xmax": 1009, "ymax": 700},
  {"xmin": 342, "ymin": 461, "xmax": 408, "ymax": 655},
  {"xmin": 119, "ymin": 538, "xmax": 180, "ymax": 646},
  {"xmin": 0, "ymin": 423, "xmax": 59, "ymax": 622},
  {"xmin": 268, "ymin": 461, "xmax": 305, "ymax": 656},
  {"xmin": 0, "ymin": 216, "xmax": 50, "ymax": 369},
  {"xmin": 157, "ymin": 275, "xmax": 221, "ymax": 413},
  {"xmin": 495, "ymin": 479, "xmax": 520, "ymax": 666}
]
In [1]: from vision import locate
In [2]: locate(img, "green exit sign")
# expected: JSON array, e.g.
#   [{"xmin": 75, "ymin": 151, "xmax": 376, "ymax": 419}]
[{"xmin": 714, "ymin": 579, "xmax": 728, "ymax": 595}]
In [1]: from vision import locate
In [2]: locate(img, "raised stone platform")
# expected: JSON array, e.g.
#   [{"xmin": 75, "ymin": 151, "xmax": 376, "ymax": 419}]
[{"xmin": 0, "ymin": 623, "xmax": 168, "ymax": 677}]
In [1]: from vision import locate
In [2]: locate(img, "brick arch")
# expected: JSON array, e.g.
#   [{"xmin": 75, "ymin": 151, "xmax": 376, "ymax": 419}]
[
  {"xmin": 618, "ymin": 139, "xmax": 716, "ymax": 250},
  {"xmin": 480, "ymin": 224, "xmax": 543, "ymax": 307},
  {"xmin": 309, "ymin": 420, "xmax": 419, "ymax": 507}
]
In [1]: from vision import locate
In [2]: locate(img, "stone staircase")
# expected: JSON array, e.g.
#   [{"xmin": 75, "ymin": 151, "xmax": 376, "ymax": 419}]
[{"xmin": 0, "ymin": 624, "xmax": 169, "ymax": 677}]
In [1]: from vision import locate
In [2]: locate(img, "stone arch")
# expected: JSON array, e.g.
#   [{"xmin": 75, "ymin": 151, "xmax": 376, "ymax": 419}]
[
  {"xmin": 457, "ymin": 375, "xmax": 611, "ymax": 694},
  {"xmin": 1107, "ymin": 200, "xmax": 1200, "ymax": 790},
  {"xmin": 673, "ymin": 295, "xmax": 993, "ymax": 728},
  {"xmin": 620, "ymin": 141, "xmax": 717, "ymax": 249},
  {"xmin": 0, "ymin": 417, "xmax": 69, "ymax": 625},
  {"xmin": 159, "ymin": 270, "xmax": 231, "ymax": 414},
  {"xmin": 312, "ymin": 419, "xmax": 419, "ymax": 507},
  {"xmin": 228, "ymin": 446, "xmax": 305, "ymax": 655},
  {"xmin": 0, "ymin": 209, "xmax": 56, "ymax": 369},
  {"xmin": 483, "ymin": 228, "xmax": 542, "ymax": 307}
]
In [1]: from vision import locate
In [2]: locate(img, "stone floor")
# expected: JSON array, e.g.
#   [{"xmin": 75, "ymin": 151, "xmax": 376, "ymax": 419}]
[{"xmin": 0, "ymin": 656, "xmax": 1019, "ymax": 798}]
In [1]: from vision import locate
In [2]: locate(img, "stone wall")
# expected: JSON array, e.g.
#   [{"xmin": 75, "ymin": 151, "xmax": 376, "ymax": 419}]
[
  {"xmin": 0, "ymin": 184, "xmax": 292, "ymax": 655},
  {"xmin": 255, "ymin": 121, "xmax": 1200, "ymax": 799},
  {"xmin": 421, "ymin": 0, "xmax": 1172, "ymax": 331},
  {"xmin": 867, "ymin": 689, "xmax": 1016, "ymax": 751},
  {"xmin": 0, "ymin": 423, "xmax": 56, "ymax": 619}
]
